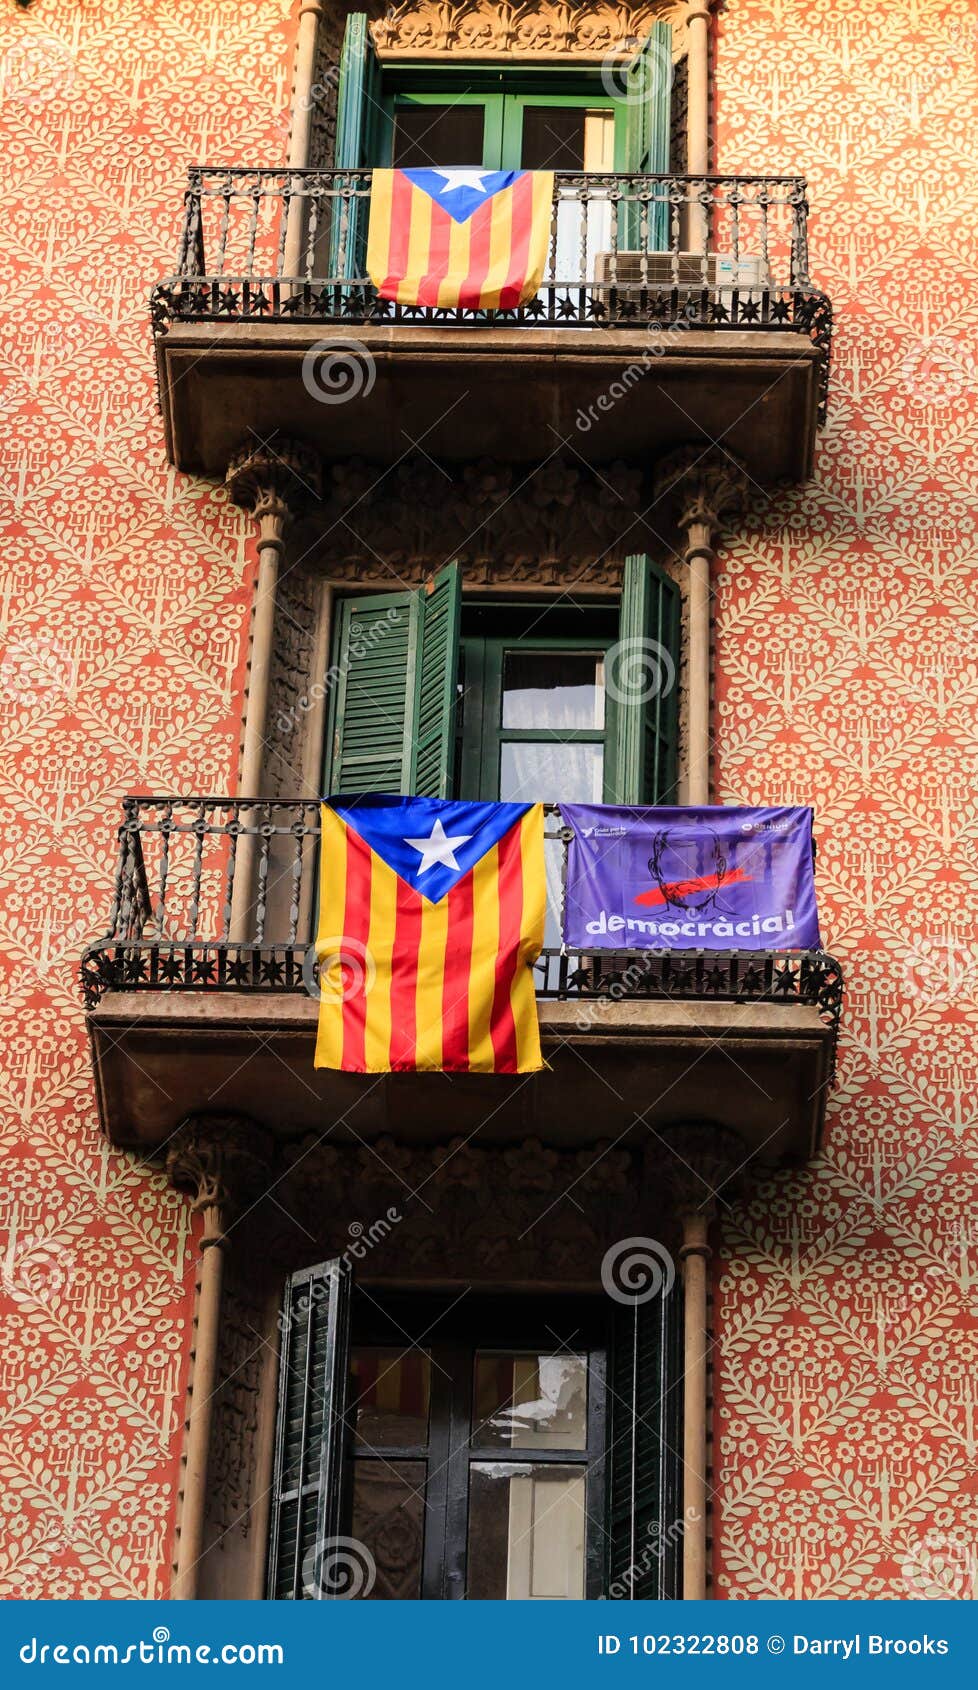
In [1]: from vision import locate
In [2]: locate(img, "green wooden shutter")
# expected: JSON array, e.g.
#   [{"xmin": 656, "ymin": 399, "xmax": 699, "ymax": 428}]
[
  {"xmin": 606, "ymin": 1286, "xmax": 684, "ymax": 1600},
  {"xmin": 331, "ymin": 13, "xmax": 384, "ymax": 279},
  {"xmin": 610, "ymin": 554, "xmax": 680, "ymax": 805},
  {"xmin": 326, "ymin": 564, "xmax": 461, "ymax": 798},
  {"xmin": 620, "ymin": 23, "xmax": 673, "ymax": 251},
  {"xmin": 267, "ymin": 1259, "xmax": 353, "ymax": 1600}
]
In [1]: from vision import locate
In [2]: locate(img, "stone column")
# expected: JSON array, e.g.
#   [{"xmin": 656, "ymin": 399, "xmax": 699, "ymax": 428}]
[
  {"xmin": 654, "ymin": 448, "xmax": 749, "ymax": 806},
  {"xmin": 684, "ymin": 1, "xmax": 715, "ymax": 251},
  {"xmin": 284, "ymin": 1, "xmax": 326, "ymax": 280},
  {"xmin": 660, "ymin": 1123, "xmax": 745, "ymax": 1600},
  {"xmin": 226, "ymin": 442, "xmax": 322, "ymax": 939},
  {"xmin": 167, "ymin": 1115, "xmax": 274, "ymax": 1602}
]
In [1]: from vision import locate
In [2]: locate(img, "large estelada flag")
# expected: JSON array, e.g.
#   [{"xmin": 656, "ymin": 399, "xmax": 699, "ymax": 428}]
[
  {"xmin": 366, "ymin": 168, "xmax": 554, "ymax": 311},
  {"xmin": 315, "ymin": 797, "xmax": 546, "ymax": 1074}
]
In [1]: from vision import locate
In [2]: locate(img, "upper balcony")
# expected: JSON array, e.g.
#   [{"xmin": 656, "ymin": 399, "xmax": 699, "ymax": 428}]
[
  {"xmin": 152, "ymin": 168, "xmax": 831, "ymax": 484},
  {"xmin": 82, "ymin": 798, "xmax": 842, "ymax": 1168}
]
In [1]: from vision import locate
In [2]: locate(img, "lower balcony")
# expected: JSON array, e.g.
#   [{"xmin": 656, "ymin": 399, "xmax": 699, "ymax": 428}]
[
  {"xmin": 153, "ymin": 169, "xmax": 831, "ymax": 484},
  {"xmin": 82, "ymin": 799, "xmax": 842, "ymax": 1167}
]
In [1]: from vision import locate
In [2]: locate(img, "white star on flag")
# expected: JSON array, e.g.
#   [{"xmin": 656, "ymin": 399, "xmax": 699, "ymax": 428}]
[
  {"xmin": 431, "ymin": 168, "xmax": 495, "ymax": 197},
  {"xmin": 405, "ymin": 818, "xmax": 472, "ymax": 875}
]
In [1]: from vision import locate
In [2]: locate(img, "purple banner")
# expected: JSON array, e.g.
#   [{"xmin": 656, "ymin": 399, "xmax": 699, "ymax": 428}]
[{"xmin": 560, "ymin": 804, "xmax": 820, "ymax": 951}]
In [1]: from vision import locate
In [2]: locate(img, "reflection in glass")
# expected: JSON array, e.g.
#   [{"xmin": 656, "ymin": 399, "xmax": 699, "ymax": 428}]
[
  {"xmin": 351, "ymin": 1349, "xmax": 430, "ymax": 1448},
  {"xmin": 500, "ymin": 741, "xmax": 603, "ymax": 806},
  {"xmin": 473, "ymin": 1352, "xmax": 588, "ymax": 1449},
  {"xmin": 467, "ymin": 1463, "xmax": 586, "ymax": 1599},
  {"xmin": 502, "ymin": 650, "xmax": 605, "ymax": 730},
  {"xmin": 351, "ymin": 1459, "xmax": 426, "ymax": 1600}
]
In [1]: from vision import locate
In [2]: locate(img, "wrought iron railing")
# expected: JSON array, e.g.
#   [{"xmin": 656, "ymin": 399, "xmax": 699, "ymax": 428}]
[
  {"xmin": 151, "ymin": 168, "xmax": 831, "ymax": 400},
  {"xmin": 80, "ymin": 798, "xmax": 843, "ymax": 1039}
]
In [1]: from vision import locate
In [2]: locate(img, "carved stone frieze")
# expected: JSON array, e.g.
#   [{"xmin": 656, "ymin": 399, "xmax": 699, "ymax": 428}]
[
  {"xmin": 166, "ymin": 1114, "xmax": 275, "ymax": 1218},
  {"xmin": 297, "ymin": 454, "xmax": 662, "ymax": 584},
  {"xmin": 266, "ymin": 1134, "xmax": 676, "ymax": 1282},
  {"xmin": 653, "ymin": 444, "xmax": 750, "ymax": 537},
  {"xmin": 372, "ymin": 2, "xmax": 684, "ymax": 59},
  {"xmin": 226, "ymin": 439, "xmax": 323, "ymax": 525},
  {"xmin": 655, "ymin": 1121, "xmax": 747, "ymax": 1218}
]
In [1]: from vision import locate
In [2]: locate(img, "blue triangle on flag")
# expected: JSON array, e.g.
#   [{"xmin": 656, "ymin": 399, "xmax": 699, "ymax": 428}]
[
  {"xmin": 403, "ymin": 168, "xmax": 522, "ymax": 225},
  {"xmin": 329, "ymin": 795, "xmax": 531, "ymax": 904}
]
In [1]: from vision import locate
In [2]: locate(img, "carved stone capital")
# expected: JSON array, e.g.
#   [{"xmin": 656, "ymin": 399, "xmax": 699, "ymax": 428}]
[
  {"xmin": 654, "ymin": 1121, "xmax": 746, "ymax": 1219},
  {"xmin": 653, "ymin": 446, "xmax": 750, "ymax": 539},
  {"xmin": 166, "ymin": 1114, "xmax": 275, "ymax": 1222},
  {"xmin": 226, "ymin": 440, "xmax": 322, "ymax": 528}
]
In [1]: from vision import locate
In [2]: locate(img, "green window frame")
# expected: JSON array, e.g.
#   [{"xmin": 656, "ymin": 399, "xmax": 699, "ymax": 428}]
[{"xmin": 386, "ymin": 89, "xmax": 623, "ymax": 172}]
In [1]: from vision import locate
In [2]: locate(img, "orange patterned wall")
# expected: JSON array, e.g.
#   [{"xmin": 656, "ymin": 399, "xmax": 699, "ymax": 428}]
[
  {"xmin": 0, "ymin": 0, "xmax": 295, "ymax": 1597},
  {"xmin": 711, "ymin": 0, "xmax": 978, "ymax": 1599}
]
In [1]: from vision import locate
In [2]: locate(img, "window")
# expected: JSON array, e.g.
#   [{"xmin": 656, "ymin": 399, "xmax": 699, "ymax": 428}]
[
  {"xmin": 324, "ymin": 560, "xmax": 680, "ymax": 808},
  {"xmin": 267, "ymin": 1276, "xmax": 683, "ymax": 1600}
]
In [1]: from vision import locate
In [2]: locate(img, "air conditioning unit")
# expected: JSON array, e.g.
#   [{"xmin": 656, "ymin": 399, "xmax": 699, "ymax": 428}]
[{"xmin": 592, "ymin": 251, "xmax": 767, "ymax": 293}]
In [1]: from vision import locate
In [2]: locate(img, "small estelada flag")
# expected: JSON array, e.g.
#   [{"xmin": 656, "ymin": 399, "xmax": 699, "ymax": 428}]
[
  {"xmin": 314, "ymin": 797, "xmax": 546, "ymax": 1074},
  {"xmin": 366, "ymin": 168, "xmax": 554, "ymax": 311}
]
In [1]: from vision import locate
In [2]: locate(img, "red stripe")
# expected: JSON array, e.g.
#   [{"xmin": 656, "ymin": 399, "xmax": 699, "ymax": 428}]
[
  {"xmin": 341, "ymin": 826, "xmax": 372, "ymax": 1072},
  {"xmin": 416, "ymin": 202, "xmax": 453, "ymax": 306},
  {"xmin": 496, "ymin": 172, "xmax": 534, "ymax": 310},
  {"xmin": 382, "ymin": 171, "xmax": 415, "ymax": 297},
  {"xmin": 457, "ymin": 198, "xmax": 495, "ymax": 310},
  {"xmin": 489, "ymin": 822, "xmax": 525, "ymax": 1071},
  {"xmin": 441, "ymin": 869, "xmax": 474, "ymax": 1071},
  {"xmin": 388, "ymin": 878, "xmax": 423, "ymax": 1069}
]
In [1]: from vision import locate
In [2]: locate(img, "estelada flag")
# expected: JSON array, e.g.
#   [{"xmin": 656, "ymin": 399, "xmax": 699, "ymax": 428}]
[
  {"xmin": 314, "ymin": 797, "xmax": 546, "ymax": 1074},
  {"xmin": 366, "ymin": 168, "xmax": 554, "ymax": 311}
]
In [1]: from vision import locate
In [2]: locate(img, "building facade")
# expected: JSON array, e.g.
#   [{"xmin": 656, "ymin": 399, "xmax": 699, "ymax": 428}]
[{"xmin": 0, "ymin": 0, "xmax": 976, "ymax": 1602}]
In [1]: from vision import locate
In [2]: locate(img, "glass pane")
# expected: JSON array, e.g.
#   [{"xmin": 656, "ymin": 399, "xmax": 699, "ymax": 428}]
[
  {"xmin": 500, "ymin": 741, "xmax": 603, "ymax": 805},
  {"xmin": 393, "ymin": 105, "xmax": 486, "ymax": 168},
  {"xmin": 350, "ymin": 1349, "xmax": 430, "ymax": 1448},
  {"xmin": 473, "ymin": 1352, "xmax": 588, "ymax": 1449},
  {"xmin": 502, "ymin": 650, "xmax": 605, "ymax": 729},
  {"xmin": 351, "ymin": 1459, "xmax": 426, "ymax": 1600},
  {"xmin": 467, "ymin": 1464, "xmax": 587, "ymax": 1599},
  {"xmin": 520, "ymin": 107, "xmax": 587, "ymax": 170}
]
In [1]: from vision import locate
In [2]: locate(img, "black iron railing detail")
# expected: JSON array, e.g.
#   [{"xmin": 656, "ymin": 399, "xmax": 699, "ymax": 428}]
[
  {"xmin": 81, "ymin": 798, "xmax": 843, "ymax": 1042},
  {"xmin": 151, "ymin": 167, "xmax": 831, "ymax": 420}
]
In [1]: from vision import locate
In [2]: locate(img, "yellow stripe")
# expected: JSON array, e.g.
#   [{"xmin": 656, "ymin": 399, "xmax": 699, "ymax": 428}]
[
  {"xmin": 467, "ymin": 843, "xmax": 500, "ymax": 1072},
  {"xmin": 414, "ymin": 893, "xmax": 449, "ymax": 1069},
  {"xmin": 399, "ymin": 184, "xmax": 433, "ymax": 305},
  {"xmin": 314, "ymin": 807, "xmax": 349, "ymax": 1070},
  {"xmin": 513, "ymin": 805, "xmax": 546, "ymax": 1072},
  {"xmin": 479, "ymin": 184, "xmax": 514, "ymax": 310},
  {"xmin": 438, "ymin": 211, "xmax": 472, "ymax": 310},
  {"xmin": 524, "ymin": 172, "xmax": 555, "ymax": 302},
  {"xmin": 362, "ymin": 851, "xmax": 398, "ymax": 1071},
  {"xmin": 365, "ymin": 169, "xmax": 395, "ymax": 291}
]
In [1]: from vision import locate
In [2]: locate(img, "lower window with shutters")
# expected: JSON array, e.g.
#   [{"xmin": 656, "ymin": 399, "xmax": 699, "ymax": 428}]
[{"xmin": 267, "ymin": 1275, "xmax": 683, "ymax": 1600}]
